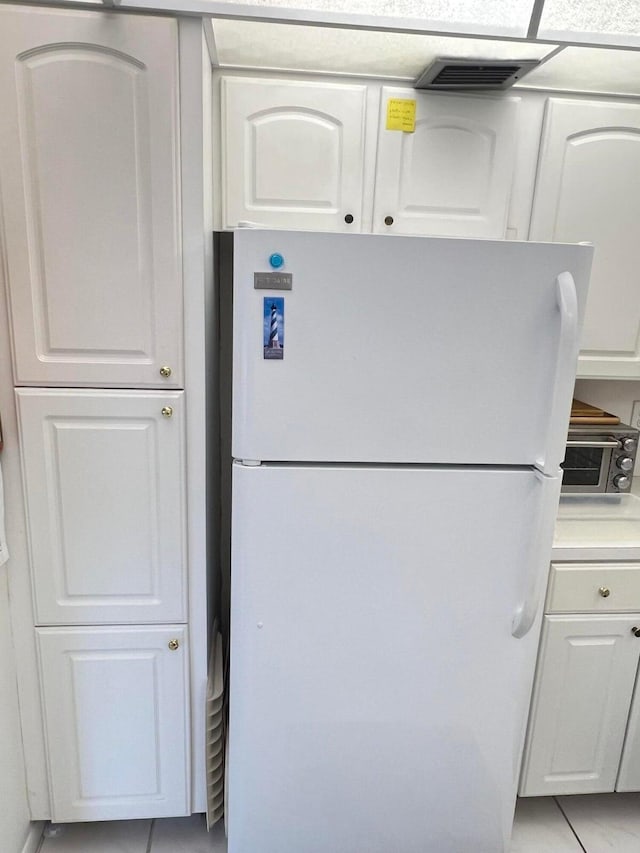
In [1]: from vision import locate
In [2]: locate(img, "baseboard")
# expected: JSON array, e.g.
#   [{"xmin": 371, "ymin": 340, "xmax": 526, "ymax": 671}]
[{"xmin": 21, "ymin": 821, "xmax": 45, "ymax": 853}]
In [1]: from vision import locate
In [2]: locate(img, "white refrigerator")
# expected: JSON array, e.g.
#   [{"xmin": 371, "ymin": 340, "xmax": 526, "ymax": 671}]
[{"xmin": 224, "ymin": 229, "xmax": 593, "ymax": 853}]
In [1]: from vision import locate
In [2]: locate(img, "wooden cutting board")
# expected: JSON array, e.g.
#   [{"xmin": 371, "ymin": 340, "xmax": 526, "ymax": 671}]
[{"xmin": 570, "ymin": 398, "xmax": 620, "ymax": 424}]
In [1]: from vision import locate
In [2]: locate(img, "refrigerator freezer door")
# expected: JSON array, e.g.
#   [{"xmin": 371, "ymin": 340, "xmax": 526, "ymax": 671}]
[
  {"xmin": 231, "ymin": 230, "xmax": 592, "ymax": 467},
  {"xmin": 229, "ymin": 463, "xmax": 554, "ymax": 853}
]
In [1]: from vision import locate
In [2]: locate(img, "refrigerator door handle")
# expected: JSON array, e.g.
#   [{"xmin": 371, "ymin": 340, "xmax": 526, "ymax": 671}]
[
  {"xmin": 537, "ymin": 272, "xmax": 579, "ymax": 477},
  {"xmin": 511, "ymin": 472, "xmax": 562, "ymax": 639}
]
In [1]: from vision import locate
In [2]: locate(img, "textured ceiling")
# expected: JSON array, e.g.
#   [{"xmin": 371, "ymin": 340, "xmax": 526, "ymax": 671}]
[
  {"xmin": 214, "ymin": 20, "xmax": 554, "ymax": 78},
  {"xmin": 213, "ymin": 0, "xmax": 537, "ymax": 37}
]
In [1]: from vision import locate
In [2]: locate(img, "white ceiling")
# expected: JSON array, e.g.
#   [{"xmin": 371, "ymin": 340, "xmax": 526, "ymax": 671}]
[
  {"xmin": 518, "ymin": 46, "xmax": 640, "ymax": 96},
  {"xmin": 211, "ymin": 0, "xmax": 538, "ymax": 38},
  {"xmin": 213, "ymin": 21, "xmax": 556, "ymax": 79},
  {"xmin": 211, "ymin": 18, "xmax": 640, "ymax": 95},
  {"xmin": 207, "ymin": 0, "xmax": 640, "ymax": 47},
  {"xmin": 538, "ymin": 0, "xmax": 640, "ymax": 48},
  {"xmin": 26, "ymin": 0, "xmax": 640, "ymax": 51}
]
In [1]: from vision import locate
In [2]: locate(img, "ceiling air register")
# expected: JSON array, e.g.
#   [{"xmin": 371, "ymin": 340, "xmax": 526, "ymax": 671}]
[{"xmin": 415, "ymin": 58, "xmax": 541, "ymax": 90}]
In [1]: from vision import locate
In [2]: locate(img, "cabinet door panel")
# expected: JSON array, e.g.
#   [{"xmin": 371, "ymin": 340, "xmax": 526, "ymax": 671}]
[
  {"xmin": 617, "ymin": 670, "xmax": 640, "ymax": 791},
  {"xmin": 530, "ymin": 98, "xmax": 640, "ymax": 378},
  {"xmin": 373, "ymin": 88, "xmax": 518, "ymax": 237},
  {"xmin": 17, "ymin": 389, "xmax": 186, "ymax": 624},
  {"xmin": 520, "ymin": 615, "xmax": 640, "ymax": 796},
  {"xmin": 222, "ymin": 77, "xmax": 367, "ymax": 231},
  {"xmin": 37, "ymin": 625, "xmax": 189, "ymax": 821},
  {"xmin": 0, "ymin": 9, "xmax": 182, "ymax": 387}
]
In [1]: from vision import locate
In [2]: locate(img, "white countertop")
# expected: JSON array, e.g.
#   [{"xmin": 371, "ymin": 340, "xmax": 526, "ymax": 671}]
[{"xmin": 552, "ymin": 481, "xmax": 640, "ymax": 561}]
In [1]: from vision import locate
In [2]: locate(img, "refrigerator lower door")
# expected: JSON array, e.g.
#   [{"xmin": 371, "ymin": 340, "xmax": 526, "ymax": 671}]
[{"xmin": 229, "ymin": 463, "xmax": 555, "ymax": 853}]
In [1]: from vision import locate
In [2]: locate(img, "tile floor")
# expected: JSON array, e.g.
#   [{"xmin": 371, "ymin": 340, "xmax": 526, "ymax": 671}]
[{"xmin": 36, "ymin": 794, "xmax": 640, "ymax": 852}]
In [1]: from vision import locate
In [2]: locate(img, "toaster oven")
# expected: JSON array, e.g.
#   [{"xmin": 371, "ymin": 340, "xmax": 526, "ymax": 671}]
[{"xmin": 561, "ymin": 423, "xmax": 639, "ymax": 493}]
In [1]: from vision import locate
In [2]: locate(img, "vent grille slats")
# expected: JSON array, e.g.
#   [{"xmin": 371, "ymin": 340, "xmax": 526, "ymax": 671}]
[{"xmin": 415, "ymin": 58, "xmax": 539, "ymax": 90}]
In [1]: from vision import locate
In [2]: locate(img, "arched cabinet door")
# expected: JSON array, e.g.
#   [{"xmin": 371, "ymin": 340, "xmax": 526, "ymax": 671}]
[
  {"xmin": 530, "ymin": 98, "xmax": 640, "ymax": 379},
  {"xmin": 222, "ymin": 77, "xmax": 367, "ymax": 232},
  {"xmin": 373, "ymin": 87, "xmax": 518, "ymax": 238},
  {"xmin": 0, "ymin": 8, "xmax": 182, "ymax": 388}
]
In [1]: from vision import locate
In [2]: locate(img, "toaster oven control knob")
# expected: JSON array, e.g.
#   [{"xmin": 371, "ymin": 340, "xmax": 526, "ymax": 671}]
[
  {"xmin": 614, "ymin": 474, "xmax": 631, "ymax": 490},
  {"xmin": 623, "ymin": 437, "xmax": 637, "ymax": 453},
  {"xmin": 617, "ymin": 456, "xmax": 635, "ymax": 472}
]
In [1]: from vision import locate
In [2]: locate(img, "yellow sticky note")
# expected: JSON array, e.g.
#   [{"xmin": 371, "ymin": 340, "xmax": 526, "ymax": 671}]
[{"xmin": 386, "ymin": 98, "xmax": 416, "ymax": 132}]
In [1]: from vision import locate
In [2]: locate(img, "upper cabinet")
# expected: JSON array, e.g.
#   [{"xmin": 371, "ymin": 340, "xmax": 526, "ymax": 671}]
[
  {"xmin": 372, "ymin": 88, "xmax": 519, "ymax": 237},
  {"xmin": 220, "ymin": 78, "xmax": 519, "ymax": 240},
  {"xmin": 222, "ymin": 77, "xmax": 368, "ymax": 232},
  {"xmin": 0, "ymin": 10, "xmax": 183, "ymax": 388},
  {"xmin": 530, "ymin": 98, "xmax": 640, "ymax": 379}
]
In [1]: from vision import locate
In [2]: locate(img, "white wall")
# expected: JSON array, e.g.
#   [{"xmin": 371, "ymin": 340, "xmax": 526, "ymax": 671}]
[
  {"xmin": 0, "ymin": 569, "xmax": 32, "ymax": 852},
  {"xmin": 1, "ymin": 214, "xmax": 46, "ymax": 841},
  {"xmin": 574, "ymin": 379, "xmax": 640, "ymax": 427}
]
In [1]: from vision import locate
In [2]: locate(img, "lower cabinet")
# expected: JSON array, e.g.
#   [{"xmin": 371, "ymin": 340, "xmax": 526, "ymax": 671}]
[
  {"xmin": 37, "ymin": 625, "xmax": 190, "ymax": 822},
  {"xmin": 618, "ymin": 675, "xmax": 640, "ymax": 791},
  {"xmin": 17, "ymin": 389, "xmax": 192, "ymax": 820},
  {"xmin": 520, "ymin": 562, "xmax": 640, "ymax": 796}
]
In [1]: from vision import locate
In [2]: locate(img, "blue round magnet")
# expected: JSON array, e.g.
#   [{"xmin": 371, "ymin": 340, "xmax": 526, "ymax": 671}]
[{"xmin": 269, "ymin": 252, "xmax": 284, "ymax": 269}]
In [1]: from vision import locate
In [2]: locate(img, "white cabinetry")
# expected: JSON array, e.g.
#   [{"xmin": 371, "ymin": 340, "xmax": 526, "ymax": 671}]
[
  {"xmin": 37, "ymin": 625, "xmax": 189, "ymax": 821},
  {"xmin": 618, "ymin": 676, "xmax": 640, "ymax": 791},
  {"xmin": 372, "ymin": 88, "xmax": 518, "ymax": 237},
  {"xmin": 530, "ymin": 98, "xmax": 640, "ymax": 379},
  {"xmin": 221, "ymin": 77, "xmax": 368, "ymax": 232},
  {"xmin": 0, "ymin": 7, "xmax": 194, "ymax": 823},
  {"xmin": 220, "ymin": 78, "xmax": 518, "ymax": 239},
  {"xmin": 17, "ymin": 390, "xmax": 186, "ymax": 625},
  {"xmin": 520, "ymin": 614, "xmax": 639, "ymax": 795},
  {"xmin": 520, "ymin": 562, "xmax": 640, "ymax": 796},
  {"xmin": 0, "ymin": 9, "xmax": 182, "ymax": 388}
]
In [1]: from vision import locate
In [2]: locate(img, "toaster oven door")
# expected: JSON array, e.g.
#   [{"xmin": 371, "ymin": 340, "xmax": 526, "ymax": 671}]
[{"xmin": 561, "ymin": 438, "xmax": 617, "ymax": 492}]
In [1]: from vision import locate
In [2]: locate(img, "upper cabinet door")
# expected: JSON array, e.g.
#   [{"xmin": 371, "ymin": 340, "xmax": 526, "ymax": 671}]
[
  {"xmin": 222, "ymin": 77, "xmax": 367, "ymax": 232},
  {"xmin": 530, "ymin": 98, "xmax": 640, "ymax": 379},
  {"xmin": 373, "ymin": 88, "xmax": 518, "ymax": 237},
  {"xmin": 0, "ymin": 9, "xmax": 183, "ymax": 388}
]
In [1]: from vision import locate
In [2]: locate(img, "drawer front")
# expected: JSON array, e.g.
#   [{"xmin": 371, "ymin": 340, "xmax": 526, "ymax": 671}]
[{"xmin": 548, "ymin": 563, "xmax": 640, "ymax": 613}]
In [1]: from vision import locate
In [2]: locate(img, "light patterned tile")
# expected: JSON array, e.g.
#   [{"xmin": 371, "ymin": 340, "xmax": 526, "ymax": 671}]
[
  {"xmin": 558, "ymin": 793, "xmax": 640, "ymax": 852},
  {"xmin": 40, "ymin": 820, "xmax": 151, "ymax": 853},
  {"xmin": 151, "ymin": 815, "xmax": 227, "ymax": 852},
  {"xmin": 511, "ymin": 797, "xmax": 583, "ymax": 852}
]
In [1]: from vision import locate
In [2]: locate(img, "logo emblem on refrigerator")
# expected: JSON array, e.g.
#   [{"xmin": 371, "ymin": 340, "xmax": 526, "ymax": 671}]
[
  {"xmin": 254, "ymin": 272, "xmax": 292, "ymax": 290},
  {"xmin": 263, "ymin": 297, "xmax": 284, "ymax": 360}
]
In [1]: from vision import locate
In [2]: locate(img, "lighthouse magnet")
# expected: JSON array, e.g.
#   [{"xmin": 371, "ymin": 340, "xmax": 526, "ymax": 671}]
[{"xmin": 263, "ymin": 297, "xmax": 284, "ymax": 360}]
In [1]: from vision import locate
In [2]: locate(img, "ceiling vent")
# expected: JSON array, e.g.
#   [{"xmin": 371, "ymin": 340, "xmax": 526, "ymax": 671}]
[{"xmin": 415, "ymin": 58, "xmax": 540, "ymax": 90}]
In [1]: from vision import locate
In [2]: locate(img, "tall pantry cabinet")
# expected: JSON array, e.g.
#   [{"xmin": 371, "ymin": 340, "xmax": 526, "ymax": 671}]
[{"xmin": 0, "ymin": 7, "xmax": 209, "ymax": 822}]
